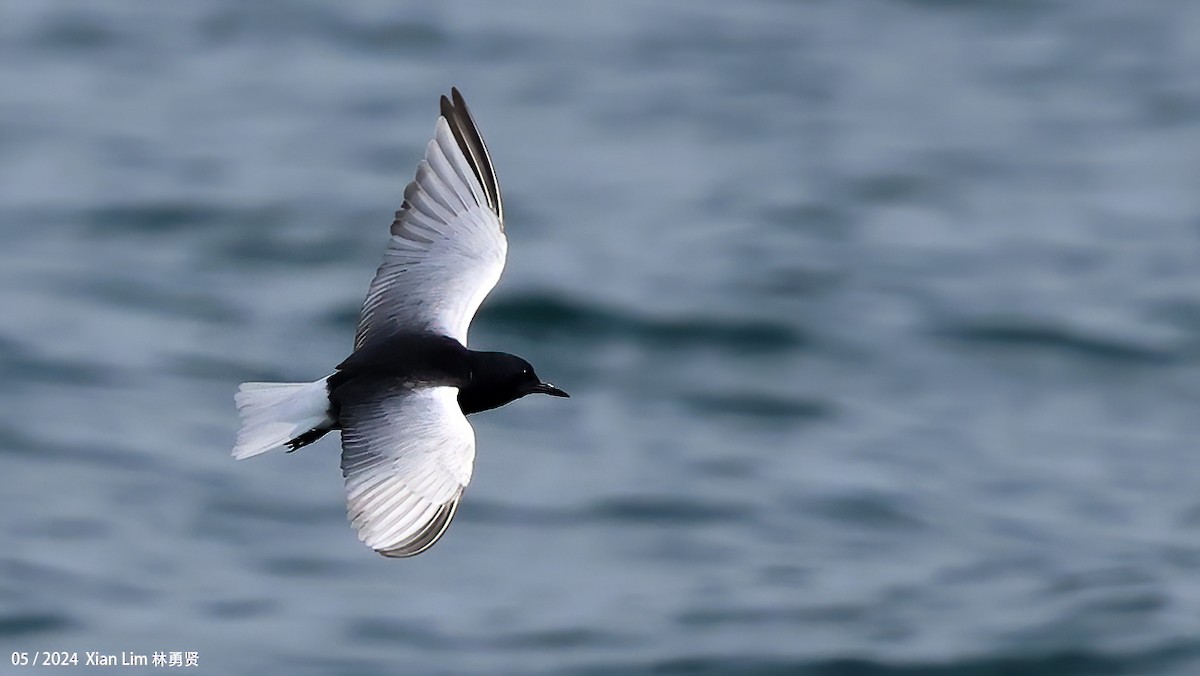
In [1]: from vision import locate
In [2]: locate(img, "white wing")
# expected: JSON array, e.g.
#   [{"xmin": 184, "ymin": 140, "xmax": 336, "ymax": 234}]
[
  {"xmin": 339, "ymin": 384, "xmax": 475, "ymax": 557},
  {"xmin": 355, "ymin": 88, "xmax": 506, "ymax": 349}
]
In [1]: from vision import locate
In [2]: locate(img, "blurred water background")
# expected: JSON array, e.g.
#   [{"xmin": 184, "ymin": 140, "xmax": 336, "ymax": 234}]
[{"xmin": 2, "ymin": 1, "xmax": 1199, "ymax": 674}]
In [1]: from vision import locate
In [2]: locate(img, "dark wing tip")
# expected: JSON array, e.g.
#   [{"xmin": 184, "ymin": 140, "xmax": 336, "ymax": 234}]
[
  {"xmin": 374, "ymin": 492, "xmax": 463, "ymax": 559},
  {"xmin": 437, "ymin": 88, "xmax": 503, "ymax": 225}
]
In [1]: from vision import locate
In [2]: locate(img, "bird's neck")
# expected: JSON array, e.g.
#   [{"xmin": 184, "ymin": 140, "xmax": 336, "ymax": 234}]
[{"xmin": 458, "ymin": 350, "xmax": 517, "ymax": 415}]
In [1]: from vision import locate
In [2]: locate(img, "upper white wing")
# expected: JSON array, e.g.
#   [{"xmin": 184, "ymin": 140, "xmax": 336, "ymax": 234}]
[
  {"xmin": 355, "ymin": 89, "xmax": 506, "ymax": 349},
  {"xmin": 339, "ymin": 383, "xmax": 475, "ymax": 558}
]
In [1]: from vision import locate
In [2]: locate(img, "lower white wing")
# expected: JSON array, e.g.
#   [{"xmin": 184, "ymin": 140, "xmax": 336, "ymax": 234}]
[
  {"xmin": 355, "ymin": 89, "xmax": 506, "ymax": 349},
  {"xmin": 338, "ymin": 384, "xmax": 476, "ymax": 558}
]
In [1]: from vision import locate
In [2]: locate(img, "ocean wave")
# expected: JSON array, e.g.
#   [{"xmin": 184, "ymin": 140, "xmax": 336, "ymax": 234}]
[
  {"xmin": 0, "ymin": 612, "xmax": 76, "ymax": 638},
  {"xmin": 0, "ymin": 334, "xmax": 119, "ymax": 388},
  {"xmin": 679, "ymin": 391, "xmax": 833, "ymax": 422},
  {"xmin": 475, "ymin": 293, "xmax": 807, "ymax": 353},
  {"xmin": 459, "ymin": 496, "xmax": 754, "ymax": 528},
  {"xmin": 935, "ymin": 319, "xmax": 1180, "ymax": 364},
  {"xmin": 567, "ymin": 642, "xmax": 1200, "ymax": 676}
]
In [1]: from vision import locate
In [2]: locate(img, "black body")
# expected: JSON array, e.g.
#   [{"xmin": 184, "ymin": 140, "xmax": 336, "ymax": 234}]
[{"xmin": 285, "ymin": 332, "xmax": 566, "ymax": 451}]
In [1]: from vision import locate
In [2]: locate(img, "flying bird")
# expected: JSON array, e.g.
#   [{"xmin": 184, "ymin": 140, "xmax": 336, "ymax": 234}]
[{"xmin": 232, "ymin": 88, "xmax": 569, "ymax": 558}]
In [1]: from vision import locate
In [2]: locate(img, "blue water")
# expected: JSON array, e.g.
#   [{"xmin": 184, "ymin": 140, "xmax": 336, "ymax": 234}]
[{"xmin": 2, "ymin": 1, "xmax": 1199, "ymax": 674}]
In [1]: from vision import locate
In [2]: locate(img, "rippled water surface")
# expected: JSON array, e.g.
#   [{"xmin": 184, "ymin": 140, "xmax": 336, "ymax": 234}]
[{"xmin": 2, "ymin": 1, "xmax": 1199, "ymax": 674}]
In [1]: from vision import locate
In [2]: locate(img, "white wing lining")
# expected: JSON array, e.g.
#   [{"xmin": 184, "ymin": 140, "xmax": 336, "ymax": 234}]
[
  {"xmin": 339, "ymin": 385, "xmax": 476, "ymax": 557},
  {"xmin": 354, "ymin": 90, "xmax": 506, "ymax": 350}
]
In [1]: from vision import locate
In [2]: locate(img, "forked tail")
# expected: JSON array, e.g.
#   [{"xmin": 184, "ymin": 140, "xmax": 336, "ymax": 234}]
[{"xmin": 233, "ymin": 378, "xmax": 332, "ymax": 459}]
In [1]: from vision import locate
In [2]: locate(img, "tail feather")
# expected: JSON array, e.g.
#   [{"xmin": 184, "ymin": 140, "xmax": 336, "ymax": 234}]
[{"xmin": 233, "ymin": 378, "xmax": 332, "ymax": 460}]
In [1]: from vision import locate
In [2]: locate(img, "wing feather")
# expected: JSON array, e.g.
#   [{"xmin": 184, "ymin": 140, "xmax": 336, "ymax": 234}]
[
  {"xmin": 355, "ymin": 89, "xmax": 506, "ymax": 349},
  {"xmin": 339, "ymin": 385, "xmax": 475, "ymax": 558},
  {"xmin": 378, "ymin": 497, "xmax": 462, "ymax": 558},
  {"xmin": 441, "ymin": 87, "xmax": 502, "ymax": 223}
]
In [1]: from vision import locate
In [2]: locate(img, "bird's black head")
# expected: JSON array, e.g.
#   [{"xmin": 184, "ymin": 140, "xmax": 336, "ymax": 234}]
[{"xmin": 459, "ymin": 351, "xmax": 569, "ymax": 415}]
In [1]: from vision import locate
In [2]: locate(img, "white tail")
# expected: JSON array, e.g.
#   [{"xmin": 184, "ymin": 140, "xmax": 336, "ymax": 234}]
[{"xmin": 233, "ymin": 378, "xmax": 332, "ymax": 459}]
